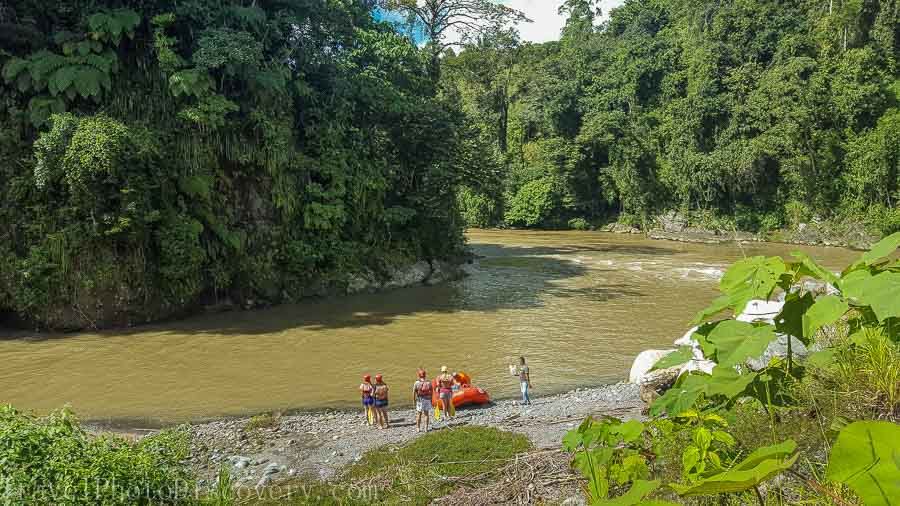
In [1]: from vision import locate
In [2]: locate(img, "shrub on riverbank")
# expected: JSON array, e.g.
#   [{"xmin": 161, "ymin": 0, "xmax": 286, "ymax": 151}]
[
  {"xmin": 0, "ymin": 406, "xmax": 195, "ymax": 505},
  {"xmin": 562, "ymin": 233, "xmax": 900, "ymax": 505}
]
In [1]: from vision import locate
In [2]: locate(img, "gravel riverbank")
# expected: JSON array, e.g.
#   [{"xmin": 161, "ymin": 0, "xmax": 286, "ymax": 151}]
[{"xmin": 187, "ymin": 382, "xmax": 642, "ymax": 488}]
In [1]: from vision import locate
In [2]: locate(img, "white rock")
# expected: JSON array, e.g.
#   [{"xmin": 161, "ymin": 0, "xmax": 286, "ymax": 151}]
[
  {"xmin": 562, "ymin": 495, "xmax": 588, "ymax": 506},
  {"xmin": 228, "ymin": 456, "xmax": 251, "ymax": 469},
  {"xmin": 263, "ymin": 463, "xmax": 283, "ymax": 476},
  {"xmin": 629, "ymin": 349, "xmax": 676, "ymax": 384},
  {"xmin": 674, "ymin": 326, "xmax": 699, "ymax": 347},
  {"xmin": 679, "ymin": 359, "xmax": 716, "ymax": 376},
  {"xmin": 737, "ymin": 299, "xmax": 784, "ymax": 325}
]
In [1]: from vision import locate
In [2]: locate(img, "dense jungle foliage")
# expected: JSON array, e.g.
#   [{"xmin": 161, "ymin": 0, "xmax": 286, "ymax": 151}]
[
  {"xmin": 0, "ymin": 0, "xmax": 471, "ymax": 329},
  {"xmin": 446, "ymin": 0, "xmax": 900, "ymax": 234}
]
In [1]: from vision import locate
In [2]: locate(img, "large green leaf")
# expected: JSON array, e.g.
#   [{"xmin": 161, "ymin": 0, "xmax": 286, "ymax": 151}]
[
  {"xmin": 650, "ymin": 367, "xmax": 757, "ymax": 416},
  {"xmin": 574, "ymin": 446, "xmax": 614, "ymax": 484},
  {"xmin": 840, "ymin": 268, "xmax": 874, "ymax": 300},
  {"xmin": 610, "ymin": 419, "xmax": 645, "ymax": 444},
  {"xmin": 596, "ymin": 479, "xmax": 663, "ymax": 505},
  {"xmin": 790, "ymin": 251, "xmax": 839, "ymax": 284},
  {"xmin": 691, "ymin": 294, "xmax": 733, "ymax": 325},
  {"xmin": 854, "ymin": 232, "xmax": 900, "ymax": 268},
  {"xmin": 826, "ymin": 421, "xmax": 900, "ymax": 506},
  {"xmin": 801, "ymin": 295, "xmax": 848, "ymax": 340},
  {"xmin": 670, "ymin": 440, "xmax": 799, "ymax": 497},
  {"xmin": 846, "ymin": 272, "xmax": 900, "ymax": 322},
  {"xmin": 650, "ymin": 346, "xmax": 694, "ymax": 371},
  {"xmin": 706, "ymin": 320, "xmax": 777, "ymax": 367},
  {"xmin": 776, "ymin": 292, "xmax": 815, "ymax": 343},
  {"xmin": 718, "ymin": 256, "xmax": 786, "ymax": 314}
]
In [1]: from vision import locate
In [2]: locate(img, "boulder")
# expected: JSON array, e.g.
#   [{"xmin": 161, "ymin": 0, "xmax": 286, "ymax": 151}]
[
  {"xmin": 678, "ymin": 359, "xmax": 716, "ymax": 376},
  {"xmin": 603, "ymin": 223, "xmax": 642, "ymax": 234},
  {"xmin": 737, "ymin": 299, "xmax": 784, "ymax": 325},
  {"xmin": 629, "ymin": 349, "xmax": 676, "ymax": 384},
  {"xmin": 639, "ymin": 367, "xmax": 680, "ymax": 406},
  {"xmin": 746, "ymin": 334, "xmax": 809, "ymax": 371},
  {"xmin": 657, "ymin": 210, "xmax": 688, "ymax": 233},
  {"xmin": 383, "ymin": 261, "xmax": 432, "ymax": 289},
  {"xmin": 263, "ymin": 462, "xmax": 284, "ymax": 476},
  {"xmin": 793, "ymin": 279, "xmax": 840, "ymax": 296},
  {"xmin": 674, "ymin": 326, "xmax": 700, "ymax": 347},
  {"xmin": 228, "ymin": 456, "xmax": 251, "ymax": 470},
  {"xmin": 346, "ymin": 270, "xmax": 378, "ymax": 294}
]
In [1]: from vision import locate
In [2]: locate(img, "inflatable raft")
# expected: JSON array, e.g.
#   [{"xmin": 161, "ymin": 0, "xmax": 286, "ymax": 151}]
[{"xmin": 431, "ymin": 371, "xmax": 490, "ymax": 408}]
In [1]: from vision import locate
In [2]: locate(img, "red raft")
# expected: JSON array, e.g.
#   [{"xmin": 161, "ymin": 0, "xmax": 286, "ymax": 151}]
[{"xmin": 431, "ymin": 371, "xmax": 491, "ymax": 408}]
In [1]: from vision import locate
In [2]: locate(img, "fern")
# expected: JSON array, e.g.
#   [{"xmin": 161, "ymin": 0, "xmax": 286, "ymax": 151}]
[
  {"xmin": 27, "ymin": 51, "xmax": 68, "ymax": 85},
  {"xmin": 73, "ymin": 67, "xmax": 103, "ymax": 99},
  {"xmin": 87, "ymin": 9, "xmax": 141, "ymax": 45},
  {"xmin": 47, "ymin": 65, "xmax": 78, "ymax": 96},
  {"xmin": 2, "ymin": 57, "xmax": 28, "ymax": 82},
  {"xmin": 168, "ymin": 69, "xmax": 210, "ymax": 97}
]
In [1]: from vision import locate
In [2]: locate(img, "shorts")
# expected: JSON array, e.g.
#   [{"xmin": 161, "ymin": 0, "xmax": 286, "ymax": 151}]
[
  {"xmin": 439, "ymin": 392, "xmax": 453, "ymax": 405},
  {"xmin": 362, "ymin": 397, "xmax": 374, "ymax": 407},
  {"xmin": 374, "ymin": 399, "xmax": 388, "ymax": 408},
  {"xmin": 416, "ymin": 397, "xmax": 431, "ymax": 413}
]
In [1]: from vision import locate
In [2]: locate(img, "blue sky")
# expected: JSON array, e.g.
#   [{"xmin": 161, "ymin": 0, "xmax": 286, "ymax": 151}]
[{"xmin": 376, "ymin": 0, "xmax": 625, "ymax": 44}]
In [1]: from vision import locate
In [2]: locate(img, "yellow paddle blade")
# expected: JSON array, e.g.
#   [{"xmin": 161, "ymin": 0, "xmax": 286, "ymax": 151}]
[
  {"xmin": 367, "ymin": 407, "xmax": 374, "ymax": 425},
  {"xmin": 434, "ymin": 404, "xmax": 441, "ymax": 421}
]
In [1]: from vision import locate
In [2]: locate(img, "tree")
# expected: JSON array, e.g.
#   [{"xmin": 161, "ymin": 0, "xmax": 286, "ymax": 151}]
[{"xmin": 383, "ymin": 0, "xmax": 529, "ymax": 67}]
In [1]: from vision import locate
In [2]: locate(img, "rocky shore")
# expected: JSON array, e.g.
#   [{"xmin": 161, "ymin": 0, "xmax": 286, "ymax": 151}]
[
  {"xmin": 186, "ymin": 383, "xmax": 642, "ymax": 489},
  {"xmin": 601, "ymin": 210, "xmax": 877, "ymax": 250}
]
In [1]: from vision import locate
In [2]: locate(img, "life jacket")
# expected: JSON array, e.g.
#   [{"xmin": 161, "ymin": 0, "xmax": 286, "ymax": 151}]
[
  {"xmin": 415, "ymin": 380, "xmax": 432, "ymax": 397},
  {"xmin": 374, "ymin": 383, "xmax": 388, "ymax": 400},
  {"xmin": 360, "ymin": 383, "xmax": 374, "ymax": 398},
  {"xmin": 439, "ymin": 375, "xmax": 453, "ymax": 391}
]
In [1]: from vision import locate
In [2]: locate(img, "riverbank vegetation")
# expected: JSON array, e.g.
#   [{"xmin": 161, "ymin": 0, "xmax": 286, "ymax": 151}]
[
  {"xmin": 0, "ymin": 405, "xmax": 195, "ymax": 505},
  {"xmin": 446, "ymin": 0, "xmax": 900, "ymax": 238},
  {"xmin": 0, "ymin": 1, "xmax": 474, "ymax": 329},
  {"xmin": 561, "ymin": 233, "xmax": 900, "ymax": 505}
]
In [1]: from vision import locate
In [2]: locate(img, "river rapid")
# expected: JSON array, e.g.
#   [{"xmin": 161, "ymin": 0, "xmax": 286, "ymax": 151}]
[{"xmin": 0, "ymin": 230, "xmax": 859, "ymax": 426}]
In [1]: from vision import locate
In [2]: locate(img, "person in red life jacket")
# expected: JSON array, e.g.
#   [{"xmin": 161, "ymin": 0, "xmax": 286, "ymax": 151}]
[
  {"xmin": 413, "ymin": 369, "xmax": 432, "ymax": 432},
  {"xmin": 437, "ymin": 366, "xmax": 457, "ymax": 419},
  {"xmin": 373, "ymin": 374, "xmax": 390, "ymax": 429},
  {"xmin": 359, "ymin": 374, "xmax": 375, "ymax": 426}
]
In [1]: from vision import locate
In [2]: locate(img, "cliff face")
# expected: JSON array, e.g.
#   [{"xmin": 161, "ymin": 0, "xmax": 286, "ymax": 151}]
[{"xmin": 0, "ymin": 3, "xmax": 468, "ymax": 331}]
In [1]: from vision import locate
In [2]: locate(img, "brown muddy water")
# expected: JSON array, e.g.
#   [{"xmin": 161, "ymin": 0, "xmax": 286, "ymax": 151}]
[{"xmin": 0, "ymin": 230, "xmax": 859, "ymax": 426}]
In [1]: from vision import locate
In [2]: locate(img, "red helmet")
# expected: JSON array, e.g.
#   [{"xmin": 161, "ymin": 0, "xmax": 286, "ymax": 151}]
[
  {"xmin": 375, "ymin": 374, "xmax": 383, "ymax": 383},
  {"xmin": 417, "ymin": 369, "xmax": 426, "ymax": 379},
  {"xmin": 363, "ymin": 374, "xmax": 371, "ymax": 382}
]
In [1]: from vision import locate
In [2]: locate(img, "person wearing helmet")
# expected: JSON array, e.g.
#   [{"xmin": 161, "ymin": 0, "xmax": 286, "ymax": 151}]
[
  {"xmin": 360, "ymin": 374, "xmax": 375, "ymax": 426},
  {"xmin": 373, "ymin": 374, "xmax": 390, "ymax": 429},
  {"xmin": 413, "ymin": 369, "xmax": 432, "ymax": 432},
  {"xmin": 437, "ymin": 366, "xmax": 456, "ymax": 420}
]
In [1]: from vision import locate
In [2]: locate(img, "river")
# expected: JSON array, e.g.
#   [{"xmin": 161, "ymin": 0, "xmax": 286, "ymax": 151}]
[{"xmin": 0, "ymin": 230, "xmax": 859, "ymax": 426}]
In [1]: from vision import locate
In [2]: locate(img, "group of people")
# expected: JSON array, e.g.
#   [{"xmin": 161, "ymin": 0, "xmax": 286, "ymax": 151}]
[{"xmin": 358, "ymin": 357, "xmax": 532, "ymax": 433}]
